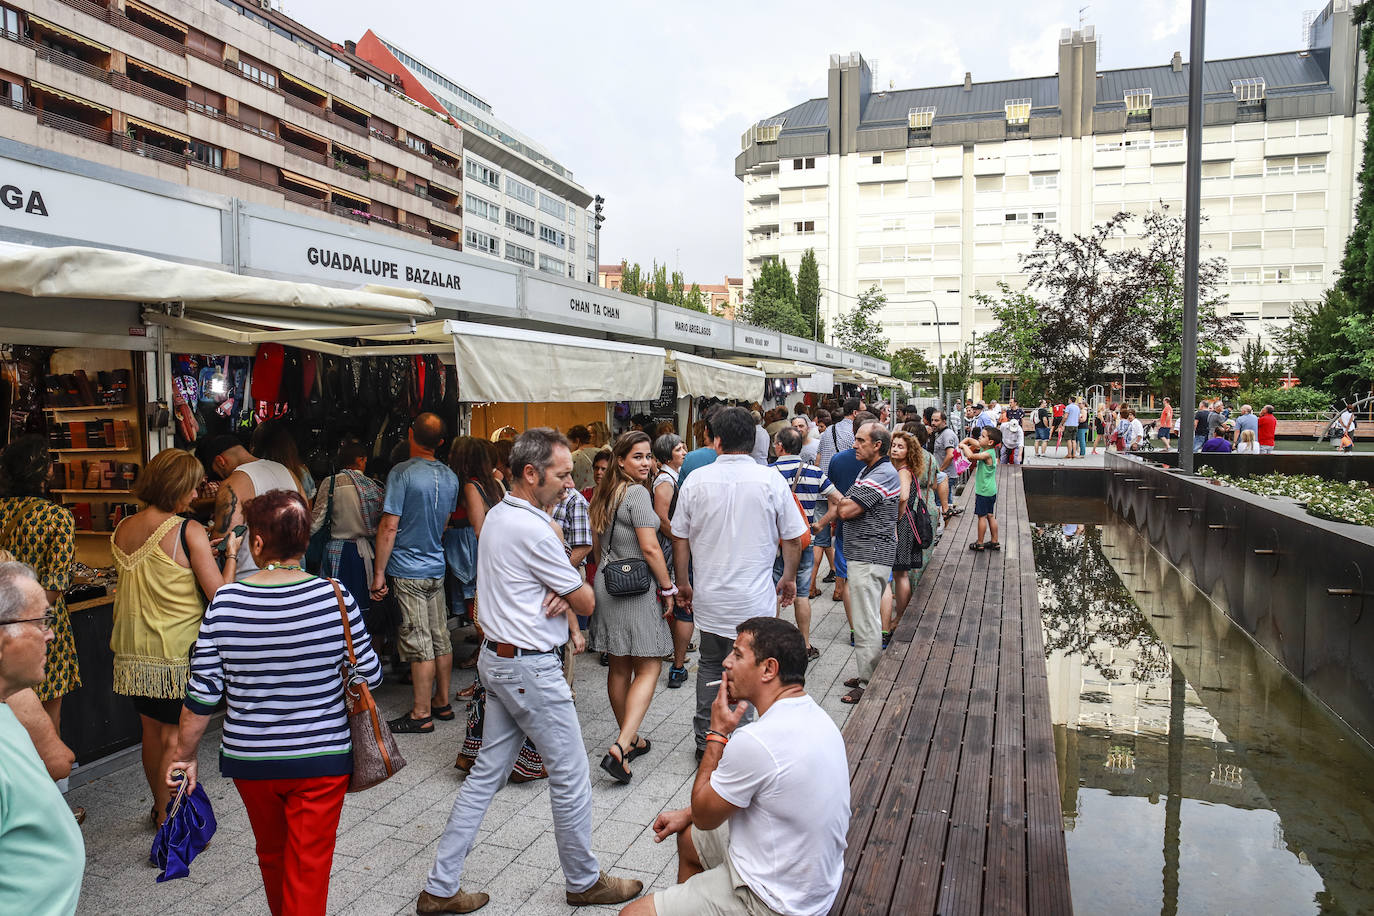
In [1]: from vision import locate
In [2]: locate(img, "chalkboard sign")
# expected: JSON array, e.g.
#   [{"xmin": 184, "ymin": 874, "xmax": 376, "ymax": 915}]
[{"xmin": 651, "ymin": 377, "xmax": 677, "ymax": 414}]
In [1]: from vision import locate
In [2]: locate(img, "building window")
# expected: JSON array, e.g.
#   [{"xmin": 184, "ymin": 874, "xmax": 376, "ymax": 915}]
[
  {"xmin": 237, "ymin": 58, "xmax": 277, "ymax": 89},
  {"xmin": 505, "ymin": 242, "xmax": 534, "ymax": 267},
  {"xmin": 405, "ymin": 134, "xmax": 428, "ymax": 155},
  {"xmin": 539, "ymin": 224, "xmax": 566, "ymax": 248},
  {"xmin": 465, "ymin": 159, "xmax": 500, "ymax": 189},
  {"xmin": 908, "ymin": 107, "xmax": 936, "ymax": 129},
  {"xmin": 792, "ymin": 157, "xmax": 816, "ymax": 169},
  {"xmin": 538, "ymin": 193, "xmax": 566, "ymax": 219},
  {"xmin": 507, "ymin": 176, "xmax": 538, "ymax": 206},
  {"xmin": 0, "ymin": 75, "xmax": 22, "ymax": 109},
  {"xmin": 506, "ymin": 211, "xmax": 535, "ymax": 236},
  {"xmin": 0, "ymin": 6, "xmax": 18, "ymax": 39},
  {"xmin": 539, "ymin": 254, "xmax": 564, "ymax": 275},
  {"xmin": 1030, "ymin": 172, "xmax": 1058, "ymax": 190},
  {"xmin": 465, "ymin": 194, "xmax": 499, "ymax": 223},
  {"xmin": 793, "ymin": 220, "xmax": 815, "ymax": 234},
  {"xmin": 464, "ymin": 227, "xmax": 499, "ymax": 255},
  {"xmin": 1123, "ymin": 88, "xmax": 1152, "ymax": 123},
  {"xmin": 1004, "ymin": 98, "xmax": 1031, "ymax": 126},
  {"xmin": 871, "ymin": 155, "xmax": 882, "ymax": 164},
  {"xmin": 189, "ymin": 140, "xmax": 223, "ymax": 169}
]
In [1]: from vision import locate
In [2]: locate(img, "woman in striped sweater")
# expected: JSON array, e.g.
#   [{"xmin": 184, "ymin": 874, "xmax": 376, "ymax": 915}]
[{"xmin": 167, "ymin": 489, "xmax": 381, "ymax": 916}]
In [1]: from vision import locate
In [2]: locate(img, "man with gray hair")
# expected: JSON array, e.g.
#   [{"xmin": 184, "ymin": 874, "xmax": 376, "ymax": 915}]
[
  {"xmin": 749, "ymin": 410, "xmax": 770, "ymax": 465},
  {"xmin": 1233, "ymin": 404, "xmax": 1259, "ymax": 447},
  {"xmin": 835, "ymin": 422, "xmax": 900, "ymax": 705},
  {"xmin": 419, "ymin": 429, "xmax": 644, "ymax": 913},
  {"xmin": 0, "ymin": 561, "xmax": 86, "ymax": 914}
]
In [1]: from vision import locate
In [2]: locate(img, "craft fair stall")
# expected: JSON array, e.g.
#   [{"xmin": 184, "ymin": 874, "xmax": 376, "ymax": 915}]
[{"xmin": 666, "ymin": 350, "xmax": 766, "ymax": 447}]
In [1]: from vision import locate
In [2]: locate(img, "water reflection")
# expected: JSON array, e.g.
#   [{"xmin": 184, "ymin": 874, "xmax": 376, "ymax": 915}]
[{"xmin": 1032, "ymin": 516, "xmax": 1374, "ymax": 916}]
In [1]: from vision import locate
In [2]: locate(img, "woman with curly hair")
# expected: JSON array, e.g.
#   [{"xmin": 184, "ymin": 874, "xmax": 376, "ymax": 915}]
[
  {"xmin": 0, "ymin": 434, "xmax": 76, "ymax": 730},
  {"xmin": 890, "ymin": 429, "xmax": 936, "ymax": 631}
]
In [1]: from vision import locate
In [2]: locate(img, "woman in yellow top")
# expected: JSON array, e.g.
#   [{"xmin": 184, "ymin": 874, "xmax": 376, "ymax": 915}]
[{"xmin": 111, "ymin": 448, "xmax": 241, "ymax": 826}]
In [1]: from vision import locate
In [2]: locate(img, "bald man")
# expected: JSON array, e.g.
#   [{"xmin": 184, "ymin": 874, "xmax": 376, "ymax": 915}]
[{"xmin": 371, "ymin": 413, "xmax": 461, "ymax": 734}]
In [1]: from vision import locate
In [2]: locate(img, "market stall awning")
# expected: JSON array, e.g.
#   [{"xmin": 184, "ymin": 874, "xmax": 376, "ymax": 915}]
[
  {"xmin": 446, "ymin": 321, "xmax": 664, "ymax": 403},
  {"xmin": 725, "ymin": 357, "xmax": 823, "ymax": 379},
  {"xmin": 668, "ymin": 351, "xmax": 765, "ymax": 402},
  {"xmin": 0, "ymin": 244, "xmax": 434, "ymax": 317},
  {"xmin": 877, "ymin": 375, "xmax": 913, "ymax": 392}
]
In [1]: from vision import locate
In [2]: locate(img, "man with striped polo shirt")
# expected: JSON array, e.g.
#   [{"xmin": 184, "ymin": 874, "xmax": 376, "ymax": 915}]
[
  {"xmin": 815, "ymin": 397, "xmax": 861, "ymax": 474},
  {"xmin": 770, "ymin": 427, "xmax": 842, "ymax": 661},
  {"xmin": 835, "ymin": 421, "xmax": 900, "ymax": 705}
]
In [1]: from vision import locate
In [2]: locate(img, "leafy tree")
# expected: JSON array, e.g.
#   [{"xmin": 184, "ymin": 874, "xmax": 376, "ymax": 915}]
[
  {"xmin": 1275, "ymin": 288, "xmax": 1365, "ymax": 396},
  {"xmin": 976, "ymin": 283, "xmax": 1045, "ymax": 397},
  {"xmin": 941, "ymin": 345, "xmax": 975, "ymax": 402},
  {"xmin": 739, "ymin": 259, "xmax": 809, "ymax": 336},
  {"xmin": 684, "ymin": 283, "xmax": 707, "ymax": 313},
  {"xmin": 1237, "ymin": 338, "xmax": 1280, "ymax": 391},
  {"xmin": 669, "ymin": 270, "xmax": 687, "ymax": 308},
  {"xmin": 1339, "ymin": 3, "xmax": 1374, "ymax": 314},
  {"xmin": 890, "ymin": 347, "xmax": 935, "ymax": 383},
  {"xmin": 796, "ymin": 248, "xmax": 824, "ymax": 341},
  {"xmin": 1235, "ymin": 385, "xmax": 1333, "ymax": 413},
  {"xmin": 1338, "ymin": 312, "xmax": 1374, "ymax": 387},
  {"xmin": 835, "ymin": 286, "xmax": 890, "ymax": 358},
  {"xmin": 619, "ymin": 261, "xmax": 644, "ymax": 297},
  {"xmin": 648, "ymin": 261, "xmax": 671, "ymax": 304}
]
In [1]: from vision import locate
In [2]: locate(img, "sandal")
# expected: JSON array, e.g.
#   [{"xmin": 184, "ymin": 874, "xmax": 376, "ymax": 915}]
[
  {"xmin": 431, "ymin": 703, "xmax": 456, "ymax": 721},
  {"xmin": 387, "ymin": 713, "xmax": 434, "ymax": 734},
  {"xmin": 840, "ymin": 686, "xmax": 865, "ymax": 705},
  {"xmin": 844, "ymin": 676, "xmax": 862, "ymax": 689},
  {"xmin": 458, "ymin": 651, "xmax": 480, "ymax": 670},
  {"xmin": 454, "ymin": 754, "xmax": 475, "ymax": 773},
  {"xmin": 626, "ymin": 736, "xmax": 652, "ymax": 761},
  {"xmin": 456, "ymin": 682, "xmax": 477, "ymax": 699},
  {"xmin": 809, "ymin": 587, "xmax": 823, "ymax": 599},
  {"xmin": 600, "ymin": 742, "xmax": 632, "ymax": 784},
  {"xmin": 987, "ymin": 541, "xmax": 1002, "ymax": 551},
  {"xmin": 969, "ymin": 542, "xmax": 986, "ymax": 551}
]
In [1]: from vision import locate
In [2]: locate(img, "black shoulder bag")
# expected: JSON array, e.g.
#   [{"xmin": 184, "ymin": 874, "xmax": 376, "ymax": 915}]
[{"xmin": 601, "ymin": 495, "xmax": 653, "ymax": 597}]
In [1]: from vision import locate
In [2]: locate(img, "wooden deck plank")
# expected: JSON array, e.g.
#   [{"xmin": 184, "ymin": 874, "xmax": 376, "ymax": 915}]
[{"xmin": 831, "ymin": 465, "xmax": 1072, "ymax": 916}]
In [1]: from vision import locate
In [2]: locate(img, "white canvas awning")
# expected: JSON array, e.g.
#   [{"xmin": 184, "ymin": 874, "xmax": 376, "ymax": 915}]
[
  {"xmin": 725, "ymin": 357, "xmax": 821, "ymax": 379},
  {"xmin": 0, "ymin": 244, "xmax": 435, "ymax": 318},
  {"xmin": 668, "ymin": 351, "xmax": 765, "ymax": 402},
  {"xmin": 445, "ymin": 320, "xmax": 664, "ymax": 403},
  {"xmin": 877, "ymin": 375, "xmax": 913, "ymax": 392}
]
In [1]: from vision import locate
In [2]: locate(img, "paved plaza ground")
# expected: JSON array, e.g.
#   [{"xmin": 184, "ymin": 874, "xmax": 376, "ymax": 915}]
[{"xmin": 69, "ymin": 578, "xmax": 866, "ymax": 915}]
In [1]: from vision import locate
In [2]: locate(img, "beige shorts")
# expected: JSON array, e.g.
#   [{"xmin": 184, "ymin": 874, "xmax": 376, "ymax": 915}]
[
  {"xmin": 654, "ymin": 823, "xmax": 783, "ymax": 916},
  {"xmin": 392, "ymin": 576, "xmax": 451, "ymax": 662}
]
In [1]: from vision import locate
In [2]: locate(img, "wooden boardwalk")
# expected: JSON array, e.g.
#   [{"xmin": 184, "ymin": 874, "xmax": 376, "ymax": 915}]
[{"xmin": 830, "ymin": 464, "xmax": 1072, "ymax": 916}]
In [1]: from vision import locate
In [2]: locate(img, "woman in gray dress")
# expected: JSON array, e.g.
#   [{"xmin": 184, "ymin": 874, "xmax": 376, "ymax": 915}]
[{"xmin": 588, "ymin": 430, "xmax": 673, "ymax": 784}]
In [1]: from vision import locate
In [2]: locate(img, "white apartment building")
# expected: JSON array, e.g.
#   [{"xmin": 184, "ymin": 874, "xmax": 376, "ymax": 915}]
[
  {"xmin": 359, "ymin": 31, "xmax": 597, "ymax": 284},
  {"xmin": 737, "ymin": 0, "xmax": 1365, "ymax": 365}
]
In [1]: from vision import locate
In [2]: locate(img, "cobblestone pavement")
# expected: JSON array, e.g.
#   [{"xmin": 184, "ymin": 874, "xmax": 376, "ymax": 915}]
[{"xmin": 70, "ymin": 574, "xmax": 864, "ymax": 916}]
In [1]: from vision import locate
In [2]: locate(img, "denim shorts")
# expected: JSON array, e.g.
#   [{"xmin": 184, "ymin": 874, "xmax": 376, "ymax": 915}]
[
  {"xmin": 772, "ymin": 547, "xmax": 816, "ymax": 596},
  {"xmin": 833, "ymin": 529, "xmax": 848, "ymax": 579},
  {"xmin": 974, "ymin": 493, "xmax": 997, "ymax": 517},
  {"xmin": 812, "ymin": 521, "xmax": 832, "ymax": 548},
  {"xmin": 1034, "ymin": 427, "xmax": 1051, "ymax": 440}
]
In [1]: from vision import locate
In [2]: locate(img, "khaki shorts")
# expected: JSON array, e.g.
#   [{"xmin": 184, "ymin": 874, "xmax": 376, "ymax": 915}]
[
  {"xmin": 392, "ymin": 576, "xmax": 451, "ymax": 662},
  {"xmin": 655, "ymin": 823, "xmax": 783, "ymax": 916}
]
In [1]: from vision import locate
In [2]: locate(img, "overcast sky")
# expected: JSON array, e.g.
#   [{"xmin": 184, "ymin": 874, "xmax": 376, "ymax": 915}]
[{"xmin": 289, "ymin": 0, "xmax": 1317, "ymax": 283}]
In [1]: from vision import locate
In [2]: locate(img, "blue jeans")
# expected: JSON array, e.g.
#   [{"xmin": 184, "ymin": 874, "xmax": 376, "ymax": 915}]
[
  {"xmin": 833, "ymin": 528, "xmax": 848, "ymax": 579},
  {"xmin": 426, "ymin": 647, "xmax": 600, "ymax": 896},
  {"xmin": 772, "ymin": 548, "xmax": 816, "ymax": 596},
  {"xmin": 1193, "ymin": 434, "xmax": 1206, "ymax": 453}
]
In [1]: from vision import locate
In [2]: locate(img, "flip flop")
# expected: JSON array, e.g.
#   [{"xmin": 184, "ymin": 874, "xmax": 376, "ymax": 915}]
[
  {"xmin": 844, "ymin": 676, "xmax": 862, "ymax": 689},
  {"xmin": 840, "ymin": 686, "xmax": 865, "ymax": 705},
  {"xmin": 969, "ymin": 542, "xmax": 986, "ymax": 551},
  {"xmin": 431, "ymin": 703, "xmax": 456, "ymax": 721},
  {"xmin": 987, "ymin": 542, "xmax": 1002, "ymax": 550}
]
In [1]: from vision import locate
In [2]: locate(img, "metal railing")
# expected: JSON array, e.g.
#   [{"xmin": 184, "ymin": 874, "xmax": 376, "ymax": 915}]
[{"xmin": 280, "ymin": 137, "xmax": 326, "ymax": 165}]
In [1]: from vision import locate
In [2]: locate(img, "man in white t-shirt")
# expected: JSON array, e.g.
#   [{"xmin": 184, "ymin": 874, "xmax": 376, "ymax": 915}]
[
  {"xmin": 672, "ymin": 407, "xmax": 807, "ymax": 759},
  {"xmin": 619, "ymin": 617, "xmax": 850, "ymax": 916}
]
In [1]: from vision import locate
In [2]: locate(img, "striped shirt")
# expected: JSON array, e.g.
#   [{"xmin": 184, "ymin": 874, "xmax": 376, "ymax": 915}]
[
  {"xmin": 770, "ymin": 456, "xmax": 838, "ymax": 523},
  {"xmin": 815, "ymin": 418, "xmax": 855, "ymax": 474},
  {"xmin": 843, "ymin": 458, "xmax": 901, "ymax": 566},
  {"xmin": 185, "ymin": 577, "xmax": 381, "ymax": 779}
]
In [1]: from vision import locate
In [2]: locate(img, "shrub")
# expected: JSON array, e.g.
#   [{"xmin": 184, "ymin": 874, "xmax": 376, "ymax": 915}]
[{"xmin": 1234, "ymin": 386, "xmax": 1334, "ymax": 413}]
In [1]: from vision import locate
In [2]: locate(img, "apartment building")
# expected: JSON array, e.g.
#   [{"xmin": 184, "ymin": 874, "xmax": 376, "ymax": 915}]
[
  {"xmin": 355, "ymin": 31, "xmax": 596, "ymax": 284},
  {"xmin": 0, "ymin": 0, "xmax": 470, "ymax": 250},
  {"xmin": 737, "ymin": 0, "xmax": 1365, "ymax": 363}
]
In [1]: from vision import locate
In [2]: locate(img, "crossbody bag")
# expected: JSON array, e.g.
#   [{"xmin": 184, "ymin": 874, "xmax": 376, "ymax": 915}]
[{"xmin": 601, "ymin": 494, "xmax": 653, "ymax": 598}]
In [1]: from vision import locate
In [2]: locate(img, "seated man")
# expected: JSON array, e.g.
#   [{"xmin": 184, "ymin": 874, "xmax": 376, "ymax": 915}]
[{"xmin": 621, "ymin": 617, "xmax": 849, "ymax": 916}]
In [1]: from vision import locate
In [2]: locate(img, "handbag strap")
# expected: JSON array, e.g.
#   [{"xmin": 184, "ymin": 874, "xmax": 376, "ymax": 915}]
[{"xmin": 328, "ymin": 577, "xmax": 358, "ymax": 666}]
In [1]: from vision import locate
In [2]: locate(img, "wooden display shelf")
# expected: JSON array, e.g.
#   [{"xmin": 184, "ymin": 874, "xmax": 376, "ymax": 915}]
[
  {"xmin": 45, "ymin": 404, "xmax": 137, "ymax": 413},
  {"xmin": 52, "ymin": 489, "xmax": 134, "ymax": 495},
  {"xmin": 54, "ymin": 447, "xmax": 135, "ymax": 453}
]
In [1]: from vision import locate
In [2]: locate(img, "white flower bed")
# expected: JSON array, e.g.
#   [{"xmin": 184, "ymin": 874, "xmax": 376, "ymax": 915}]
[{"xmin": 1196, "ymin": 467, "xmax": 1374, "ymax": 527}]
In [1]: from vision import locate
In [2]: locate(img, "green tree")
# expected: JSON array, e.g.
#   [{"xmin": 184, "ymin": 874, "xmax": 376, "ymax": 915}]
[
  {"xmin": 619, "ymin": 261, "xmax": 644, "ymax": 297},
  {"xmin": 976, "ymin": 283, "xmax": 1045, "ymax": 397},
  {"xmin": 835, "ymin": 286, "xmax": 890, "ymax": 358},
  {"xmin": 796, "ymin": 248, "xmax": 824, "ymax": 341},
  {"xmin": 941, "ymin": 345, "xmax": 975, "ymax": 403},
  {"xmin": 1275, "ymin": 288, "xmax": 1364, "ymax": 396},
  {"xmin": 890, "ymin": 347, "xmax": 936, "ymax": 383},
  {"xmin": 1339, "ymin": 3, "xmax": 1374, "ymax": 313},
  {"xmin": 669, "ymin": 270, "xmax": 687, "ymax": 307},
  {"xmin": 684, "ymin": 283, "xmax": 707, "ymax": 313},
  {"xmin": 739, "ymin": 259, "xmax": 809, "ymax": 336},
  {"xmin": 1237, "ymin": 338, "xmax": 1281, "ymax": 390},
  {"xmin": 648, "ymin": 261, "xmax": 671, "ymax": 303}
]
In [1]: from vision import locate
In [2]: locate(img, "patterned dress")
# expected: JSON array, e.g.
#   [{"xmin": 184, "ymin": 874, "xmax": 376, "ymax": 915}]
[
  {"xmin": 0, "ymin": 497, "xmax": 78, "ymax": 700},
  {"xmin": 591, "ymin": 486, "xmax": 671, "ymax": 658}
]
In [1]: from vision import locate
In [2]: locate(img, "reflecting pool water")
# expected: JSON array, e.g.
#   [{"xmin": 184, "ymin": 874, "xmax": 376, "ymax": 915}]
[{"xmin": 1030, "ymin": 505, "xmax": 1374, "ymax": 916}]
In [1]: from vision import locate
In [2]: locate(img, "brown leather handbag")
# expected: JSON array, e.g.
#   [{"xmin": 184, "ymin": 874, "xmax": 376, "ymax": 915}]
[{"xmin": 329, "ymin": 579, "xmax": 405, "ymax": 792}]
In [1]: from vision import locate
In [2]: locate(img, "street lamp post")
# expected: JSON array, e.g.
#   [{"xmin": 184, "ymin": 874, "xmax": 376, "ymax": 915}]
[
  {"xmin": 593, "ymin": 195, "xmax": 605, "ymax": 286},
  {"xmin": 1179, "ymin": 0, "xmax": 1205, "ymax": 474},
  {"xmin": 907, "ymin": 298, "xmax": 945, "ymax": 409}
]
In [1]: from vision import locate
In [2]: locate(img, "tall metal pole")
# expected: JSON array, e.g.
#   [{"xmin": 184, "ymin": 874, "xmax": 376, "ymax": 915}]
[{"xmin": 1179, "ymin": 0, "xmax": 1206, "ymax": 475}]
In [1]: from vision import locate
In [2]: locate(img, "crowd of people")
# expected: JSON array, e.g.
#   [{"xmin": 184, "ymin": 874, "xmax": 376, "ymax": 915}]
[{"xmin": 3, "ymin": 391, "xmax": 990, "ymax": 916}]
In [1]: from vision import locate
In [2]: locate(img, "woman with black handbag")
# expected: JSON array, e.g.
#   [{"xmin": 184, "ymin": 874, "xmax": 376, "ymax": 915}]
[
  {"xmin": 588, "ymin": 431, "xmax": 674, "ymax": 784},
  {"xmin": 891, "ymin": 430, "xmax": 935, "ymax": 632}
]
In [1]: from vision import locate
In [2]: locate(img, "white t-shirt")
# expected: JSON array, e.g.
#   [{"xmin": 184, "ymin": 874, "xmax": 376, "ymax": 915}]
[
  {"xmin": 998, "ymin": 419, "xmax": 1023, "ymax": 449},
  {"xmin": 710, "ymin": 695, "xmax": 850, "ymax": 916},
  {"xmin": 476, "ymin": 495, "xmax": 583, "ymax": 651},
  {"xmin": 1127, "ymin": 418, "xmax": 1145, "ymax": 447},
  {"xmin": 671, "ymin": 455, "xmax": 808, "ymax": 638}
]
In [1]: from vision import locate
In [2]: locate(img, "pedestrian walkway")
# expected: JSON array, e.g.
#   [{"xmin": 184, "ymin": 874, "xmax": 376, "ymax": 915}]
[
  {"xmin": 68, "ymin": 592, "xmax": 862, "ymax": 914},
  {"xmin": 830, "ymin": 464, "xmax": 1072, "ymax": 916}
]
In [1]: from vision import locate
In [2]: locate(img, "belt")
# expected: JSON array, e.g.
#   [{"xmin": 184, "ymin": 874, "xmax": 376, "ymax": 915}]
[{"xmin": 483, "ymin": 639, "xmax": 554, "ymax": 658}]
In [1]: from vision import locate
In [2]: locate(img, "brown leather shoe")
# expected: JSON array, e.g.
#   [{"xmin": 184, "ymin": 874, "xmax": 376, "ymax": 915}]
[
  {"xmin": 566, "ymin": 871, "xmax": 644, "ymax": 906},
  {"xmin": 416, "ymin": 888, "xmax": 490, "ymax": 913}
]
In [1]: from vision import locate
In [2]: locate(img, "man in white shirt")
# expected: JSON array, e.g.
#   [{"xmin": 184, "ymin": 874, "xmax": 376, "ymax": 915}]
[
  {"xmin": 672, "ymin": 407, "xmax": 807, "ymax": 759},
  {"xmin": 619, "ymin": 617, "xmax": 850, "ymax": 916},
  {"xmin": 419, "ymin": 429, "xmax": 642, "ymax": 913}
]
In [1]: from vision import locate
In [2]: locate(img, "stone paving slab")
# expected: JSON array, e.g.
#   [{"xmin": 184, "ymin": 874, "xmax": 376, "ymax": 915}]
[{"xmin": 70, "ymin": 568, "xmax": 869, "ymax": 915}]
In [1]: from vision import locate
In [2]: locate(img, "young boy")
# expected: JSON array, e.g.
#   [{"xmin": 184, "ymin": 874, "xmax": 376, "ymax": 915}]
[
  {"xmin": 998, "ymin": 409, "xmax": 1024, "ymax": 464},
  {"xmin": 960, "ymin": 426, "xmax": 1001, "ymax": 550}
]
